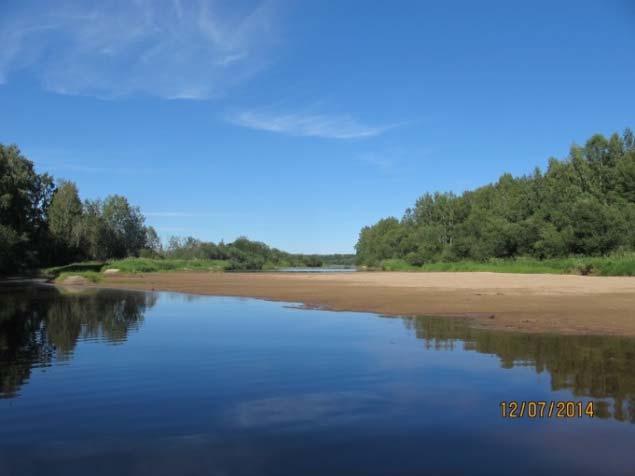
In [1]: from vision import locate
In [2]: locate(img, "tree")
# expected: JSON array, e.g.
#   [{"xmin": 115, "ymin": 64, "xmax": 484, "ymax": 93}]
[
  {"xmin": 144, "ymin": 226, "xmax": 162, "ymax": 255},
  {"xmin": 77, "ymin": 199, "xmax": 110, "ymax": 261},
  {"xmin": 355, "ymin": 217, "xmax": 406, "ymax": 266},
  {"xmin": 0, "ymin": 225, "xmax": 24, "ymax": 274},
  {"xmin": 0, "ymin": 144, "xmax": 54, "ymax": 273},
  {"xmin": 49, "ymin": 181, "xmax": 82, "ymax": 243},
  {"xmin": 101, "ymin": 195, "xmax": 146, "ymax": 258},
  {"xmin": 48, "ymin": 180, "xmax": 83, "ymax": 262}
]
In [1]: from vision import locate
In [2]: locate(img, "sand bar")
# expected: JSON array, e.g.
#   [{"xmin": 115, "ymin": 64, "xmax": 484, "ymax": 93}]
[{"xmin": 99, "ymin": 271, "xmax": 635, "ymax": 336}]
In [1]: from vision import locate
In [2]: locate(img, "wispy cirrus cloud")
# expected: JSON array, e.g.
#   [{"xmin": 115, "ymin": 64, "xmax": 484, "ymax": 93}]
[
  {"xmin": 0, "ymin": 0, "xmax": 277, "ymax": 99},
  {"xmin": 226, "ymin": 109, "xmax": 398, "ymax": 139}
]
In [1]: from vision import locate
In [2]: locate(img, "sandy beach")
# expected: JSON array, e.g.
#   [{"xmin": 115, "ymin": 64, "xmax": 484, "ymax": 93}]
[{"xmin": 94, "ymin": 271, "xmax": 635, "ymax": 336}]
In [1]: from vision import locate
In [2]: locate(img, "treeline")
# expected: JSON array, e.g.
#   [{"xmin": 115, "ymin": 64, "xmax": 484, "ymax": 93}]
[
  {"xmin": 356, "ymin": 130, "xmax": 635, "ymax": 266},
  {"xmin": 0, "ymin": 144, "xmax": 353, "ymax": 274},
  {"xmin": 163, "ymin": 236, "xmax": 354, "ymax": 270},
  {"xmin": 0, "ymin": 144, "xmax": 154, "ymax": 274}
]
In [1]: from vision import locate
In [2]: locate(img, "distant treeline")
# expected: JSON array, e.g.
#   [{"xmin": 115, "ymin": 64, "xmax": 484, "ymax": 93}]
[
  {"xmin": 0, "ymin": 144, "xmax": 353, "ymax": 274},
  {"xmin": 163, "ymin": 236, "xmax": 355, "ymax": 270},
  {"xmin": 356, "ymin": 129, "xmax": 635, "ymax": 266}
]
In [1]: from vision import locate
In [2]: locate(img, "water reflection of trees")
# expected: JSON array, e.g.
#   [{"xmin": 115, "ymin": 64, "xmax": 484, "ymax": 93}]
[
  {"xmin": 0, "ymin": 285, "xmax": 156, "ymax": 398},
  {"xmin": 402, "ymin": 316, "xmax": 635, "ymax": 423}
]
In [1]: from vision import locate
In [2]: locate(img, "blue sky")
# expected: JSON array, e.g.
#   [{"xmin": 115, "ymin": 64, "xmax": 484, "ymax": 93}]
[{"xmin": 1, "ymin": 0, "xmax": 633, "ymax": 253}]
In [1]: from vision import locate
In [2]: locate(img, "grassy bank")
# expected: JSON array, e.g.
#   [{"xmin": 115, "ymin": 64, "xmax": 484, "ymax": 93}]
[
  {"xmin": 44, "ymin": 258, "xmax": 230, "ymax": 282},
  {"xmin": 43, "ymin": 254, "xmax": 635, "ymax": 280},
  {"xmin": 378, "ymin": 254, "xmax": 635, "ymax": 276}
]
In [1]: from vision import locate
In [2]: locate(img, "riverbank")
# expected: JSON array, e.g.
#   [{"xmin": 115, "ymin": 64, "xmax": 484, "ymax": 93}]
[
  {"xmin": 375, "ymin": 255, "xmax": 635, "ymax": 276},
  {"xmin": 94, "ymin": 271, "xmax": 635, "ymax": 336}
]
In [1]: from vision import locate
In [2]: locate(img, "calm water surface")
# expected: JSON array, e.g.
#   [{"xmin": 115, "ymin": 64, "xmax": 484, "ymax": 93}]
[
  {"xmin": 1, "ymin": 284, "xmax": 634, "ymax": 475},
  {"xmin": 274, "ymin": 267, "xmax": 356, "ymax": 272}
]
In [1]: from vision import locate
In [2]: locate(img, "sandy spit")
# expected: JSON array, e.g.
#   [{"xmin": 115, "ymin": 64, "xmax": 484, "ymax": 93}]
[{"xmin": 99, "ymin": 271, "xmax": 635, "ymax": 336}]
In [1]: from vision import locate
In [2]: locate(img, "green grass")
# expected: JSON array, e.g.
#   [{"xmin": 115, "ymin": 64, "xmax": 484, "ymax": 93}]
[
  {"xmin": 43, "ymin": 254, "xmax": 635, "ymax": 279},
  {"xmin": 378, "ymin": 254, "xmax": 635, "ymax": 276},
  {"xmin": 103, "ymin": 258, "xmax": 230, "ymax": 273}
]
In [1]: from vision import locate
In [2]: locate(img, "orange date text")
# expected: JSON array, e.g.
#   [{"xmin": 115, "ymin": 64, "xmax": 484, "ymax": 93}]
[{"xmin": 500, "ymin": 400, "xmax": 594, "ymax": 419}]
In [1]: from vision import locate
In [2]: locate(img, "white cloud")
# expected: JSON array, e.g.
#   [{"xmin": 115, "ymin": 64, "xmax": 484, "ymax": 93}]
[
  {"xmin": 227, "ymin": 109, "xmax": 397, "ymax": 139},
  {"xmin": 0, "ymin": 0, "xmax": 277, "ymax": 99}
]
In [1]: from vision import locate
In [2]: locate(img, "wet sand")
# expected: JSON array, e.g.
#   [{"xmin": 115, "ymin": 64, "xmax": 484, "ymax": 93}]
[{"xmin": 100, "ymin": 271, "xmax": 635, "ymax": 336}]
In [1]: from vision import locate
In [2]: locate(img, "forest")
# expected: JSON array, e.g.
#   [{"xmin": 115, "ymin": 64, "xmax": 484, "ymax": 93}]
[
  {"xmin": 4, "ymin": 129, "xmax": 634, "ymax": 276},
  {"xmin": 0, "ymin": 144, "xmax": 352, "ymax": 275},
  {"xmin": 356, "ymin": 130, "xmax": 635, "ymax": 269}
]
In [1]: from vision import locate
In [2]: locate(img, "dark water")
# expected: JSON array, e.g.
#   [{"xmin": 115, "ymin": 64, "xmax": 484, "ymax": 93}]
[{"xmin": 1, "ymin": 284, "xmax": 634, "ymax": 476}]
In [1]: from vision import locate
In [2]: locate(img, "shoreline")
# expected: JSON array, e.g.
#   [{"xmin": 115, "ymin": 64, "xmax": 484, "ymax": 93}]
[{"xmin": 89, "ymin": 271, "xmax": 635, "ymax": 336}]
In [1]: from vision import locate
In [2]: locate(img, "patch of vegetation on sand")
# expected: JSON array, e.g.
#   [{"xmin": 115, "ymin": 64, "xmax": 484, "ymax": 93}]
[
  {"xmin": 44, "ymin": 262, "xmax": 106, "ymax": 282},
  {"xmin": 55, "ymin": 271, "xmax": 103, "ymax": 284},
  {"xmin": 45, "ymin": 262, "xmax": 106, "ymax": 275}
]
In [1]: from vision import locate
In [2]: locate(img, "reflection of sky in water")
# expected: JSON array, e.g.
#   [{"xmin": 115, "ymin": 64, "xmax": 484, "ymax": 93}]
[
  {"xmin": 1, "ymin": 285, "xmax": 635, "ymax": 475},
  {"xmin": 233, "ymin": 391, "xmax": 387, "ymax": 429}
]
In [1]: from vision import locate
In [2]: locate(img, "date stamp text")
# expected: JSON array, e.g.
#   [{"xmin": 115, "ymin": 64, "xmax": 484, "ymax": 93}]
[{"xmin": 500, "ymin": 400, "xmax": 594, "ymax": 419}]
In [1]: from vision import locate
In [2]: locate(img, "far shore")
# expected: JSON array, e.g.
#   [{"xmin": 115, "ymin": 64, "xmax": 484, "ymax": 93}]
[{"xmin": 85, "ymin": 271, "xmax": 635, "ymax": 336}]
